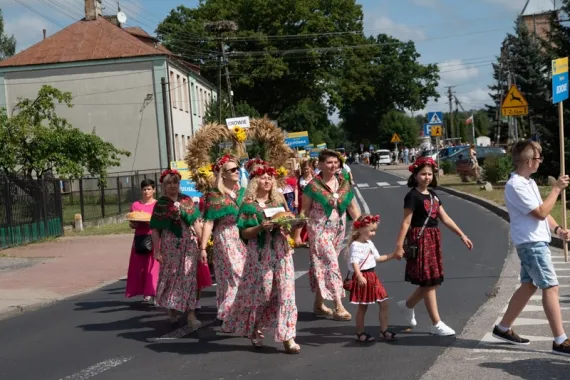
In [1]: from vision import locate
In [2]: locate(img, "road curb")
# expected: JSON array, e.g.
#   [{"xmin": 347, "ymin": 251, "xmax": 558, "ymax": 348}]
[{"xmin": 0, "ymin": 276, "xmax": 127, "ymax": 321}]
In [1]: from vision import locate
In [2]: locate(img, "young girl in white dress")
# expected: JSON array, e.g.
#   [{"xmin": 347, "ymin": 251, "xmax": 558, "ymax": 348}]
[{"xmin": 347, "ymin": 214, "xmax": 397, "ymax": 342}]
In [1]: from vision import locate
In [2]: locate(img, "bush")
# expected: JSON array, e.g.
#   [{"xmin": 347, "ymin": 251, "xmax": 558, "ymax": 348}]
[
  {"xmin": 483, "ymin": 155, "xmax": 512, "ymax": 184},
  {"xmin": 440, "ymin": 160, "xmax": 456, "ymax": 174}
]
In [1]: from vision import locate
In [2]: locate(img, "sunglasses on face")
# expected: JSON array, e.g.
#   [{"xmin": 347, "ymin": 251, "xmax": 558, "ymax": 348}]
[
  {"xmin": 225, "ymin": 167, "xmax": 239, "ymax": 173},
  {"xmin": 532, "ymin": 156, "xmax": 544, "ymax": 163}
]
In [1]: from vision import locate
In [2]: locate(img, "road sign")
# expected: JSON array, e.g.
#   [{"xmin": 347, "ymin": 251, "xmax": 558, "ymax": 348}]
[
  {"xmin": 284, "ymin": 131, "xmax": 310, "ymax": 148},
  {"xmin": 501, "ymin": 85, "xmax": 529, "ymax": 116},
  {"xmin": 317, "ymin": 143, "xmax": 327, "ymax": 149},
  {"xmin": 226, "ymin": 116, "xmax": 250, "ymax": 129},
  {"xmin": 552, "ymin": 57, "xmax": 569, "ymax": 104},
  {"xmin": 430, "ymin": 125, "xmax": 443, "ymax": 137},
  {"xmin": 423, "ymin": 123, "xmax": 431, "ymax": 136},
  {"xmin": 427, "ymin": 112, "xmax": 443, "ymax": 125},
  {"xmin": 391, "ymin": 133, "xmax": 401, "ymax": 143}
]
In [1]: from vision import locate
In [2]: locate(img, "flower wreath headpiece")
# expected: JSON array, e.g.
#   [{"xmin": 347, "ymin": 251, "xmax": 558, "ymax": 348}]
[
  {"xmin": 212, "ymin": 154, "xmax": 234, "ymax": 173},
  {"xmin": 353, "ymin": 215, "xmax": 380, "ymax": 229},
  {"xmin": 249, "ymin": 165, "xmax": 277, "ymax": 179},
  {"xmin": 408, "ymin": 157, "xmax": 438, "ymax": 173},
  {"xmin": 160, "ymin": 169, "xmax": 182, "ymax": 183},
  {"xmin": 245, "ymin": 158, "xmax": 267, "ymax": 173}
]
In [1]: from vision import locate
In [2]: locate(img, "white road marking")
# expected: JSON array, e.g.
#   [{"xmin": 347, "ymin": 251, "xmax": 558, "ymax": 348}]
[
  {"xmin": 502, "ymin": 303, "xmax": 570, "ymax": 313},
  {"xmin": 60, "ymin": 356, "xmax": 133, "ymax": 380},
  {"xmin": 494, "ymin": 316, "xmax": 569, "ymax": 326},
  {"xmin": 397, "ymin": 181, "xmax": 407, "ymax": 185},
  {"xmin": 360, "ymin": 187, "xmax": 378, "ymax": 190},
  {"xmin": 554, "ymin": 268, "xmax": 570, "ymax": 271},
  {"xmin": 377, "ymin": 182, "xmax": 390, "ymax": 187},
  {"xmin": 356, "ymin": 183, "xmax": 369, "ymax": 188},
  {"xmin": 354, "ymin": 187, "xmax": 370, "ymax": 214},
  {"xmin": 383, "ymin": 186, "xmax": 401, "ymax": 189},
  {"xmin": 480, "ymin": 332, "xmax": 554, "ymax": 344},
  {"xmin": 294, "ymin": 270, "xmax": 308, "ymax": 279},
  {"xmin": 530, "ymin": 295, "xmax": 570, "ymax": 301}
]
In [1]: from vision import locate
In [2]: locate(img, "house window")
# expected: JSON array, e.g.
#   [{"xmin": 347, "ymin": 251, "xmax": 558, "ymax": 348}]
[
  {"xmin": 174, "ymin": 134, "xmax": 179, "ymax": 159},
  {"xmin": 176, "ymin": 74, "xmax": 182, "ymax": 111},
  {"xmin": 183, "ymin": 78, "xmax": 188, "ymax": 113},
  {"xmin": 191, "ymin": 83, "xmax": 196, "ymax": 115},
  {"xmin": 170, "ymin": 71, "xmax": 176, "ymax": 109},
  {"xmin": 180, "ymin": 135, "xmax": 185, "ymax": 158}
]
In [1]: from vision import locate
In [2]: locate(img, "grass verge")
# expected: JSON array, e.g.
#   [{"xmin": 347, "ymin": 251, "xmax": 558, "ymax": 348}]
[
  {"xmin": 65, "ymin": 222, "xmax": 132, "ymax": 237},
  {"xmin": 439, "ymin": 174, "xmax": 564, "ymax": 222}
]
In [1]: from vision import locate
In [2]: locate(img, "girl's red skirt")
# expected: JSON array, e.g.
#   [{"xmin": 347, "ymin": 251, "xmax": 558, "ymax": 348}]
[
  {"xmin": 405, "ymin": 227, "xmax": 443, "ymax": 287},
  {"xmin": 349, "ymin": 270, "xmax": 389, "ymax": 304}
]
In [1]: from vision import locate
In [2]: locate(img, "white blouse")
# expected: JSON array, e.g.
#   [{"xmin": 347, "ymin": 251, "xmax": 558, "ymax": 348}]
[{"xmin": 348, "ymin": 240, "xmax": 380, "ymax": 271}]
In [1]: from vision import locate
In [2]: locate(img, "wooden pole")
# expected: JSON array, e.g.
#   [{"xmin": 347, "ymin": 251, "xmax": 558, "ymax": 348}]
[{"xmin": 559, "ymin": 101, "xmax": 568, "ymax": 262}]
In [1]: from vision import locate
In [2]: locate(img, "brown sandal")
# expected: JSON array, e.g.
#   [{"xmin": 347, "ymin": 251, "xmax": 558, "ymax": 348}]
[
  {"xmin": 283, "ymin": 339, "xmax": 301, "ymax": 354},
  {"xmin": 333, "ymin": 308, "xmax": 352, "ymax": 321},
  {"xmin": 313, "ymin": 304, "xmax": 334, "ymax": 319}
]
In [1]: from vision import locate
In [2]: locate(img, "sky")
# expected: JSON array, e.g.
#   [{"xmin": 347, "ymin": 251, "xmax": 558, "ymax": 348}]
[{"xmin": 0, "ymin": 0, "xmax": 558, "ymax": 119}]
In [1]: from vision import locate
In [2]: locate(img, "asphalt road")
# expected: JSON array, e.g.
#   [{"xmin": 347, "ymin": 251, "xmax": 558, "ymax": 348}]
[{"xmin": 0, "ymin": 164, "xmax": 511, "ymax": 380}]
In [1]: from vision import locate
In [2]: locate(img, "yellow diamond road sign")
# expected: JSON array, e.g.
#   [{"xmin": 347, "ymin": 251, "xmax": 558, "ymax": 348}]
[
  {"xmin": 501, "ymin": 85, "xmax": 529, "ymax": 117},
  {"xmin": 391, "ymin": 133, "xmax": 401, "ymax": 143}
]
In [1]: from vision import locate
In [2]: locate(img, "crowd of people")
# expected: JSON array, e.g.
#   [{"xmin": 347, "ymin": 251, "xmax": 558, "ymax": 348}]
[{"xmin": 121, "ymin": 143, "xmax": 570, "ymax": 356}]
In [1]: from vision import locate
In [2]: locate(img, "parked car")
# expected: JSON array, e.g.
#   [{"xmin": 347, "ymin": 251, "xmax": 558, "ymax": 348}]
[
  {"xmin": 441, "ymin": 146, "xmax": 506, "ymax": 166},
  {"xmin": 375, "ymin": 149, "xmax": 392, "ymax": 165}
]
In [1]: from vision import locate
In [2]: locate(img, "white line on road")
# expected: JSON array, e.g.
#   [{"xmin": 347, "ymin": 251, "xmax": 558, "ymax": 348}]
[
  {"xmin": 295, "ymin": 270, "xmax": 308, "ymax": 279},
  {"xmin": 60, "ymin": 356, "xmax": 133, "ymax": 380},
  {"xmin": 354, "ymin": 187, "xmax": 370, "ymax": 214},
  {"xmin": 356, "ymin": 183, "xmax": 369, "ymax": 188},
  {"xmin": 397, "ymin": 181, "xmax": 407, "ymax": 185},
  {"xmin": 377, "ymin": 182, "xmax": 390, "ymax": 187},
  {"xmin": 360, "ymin": 187, "xmax": 378, "ymax": 190}
]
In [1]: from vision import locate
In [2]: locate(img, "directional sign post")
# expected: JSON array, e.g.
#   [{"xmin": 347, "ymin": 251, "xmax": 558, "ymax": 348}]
[
  {"xmin": 553, "ymin": 57, "xmax": 569, "ymax": 261},
  {"xmin": 501, "ymin": 85, "xmax": 529, "ymax": 117}
]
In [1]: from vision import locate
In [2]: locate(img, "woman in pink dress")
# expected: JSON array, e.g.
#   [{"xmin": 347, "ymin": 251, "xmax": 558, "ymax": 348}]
[
  {"xmin": 125, "ymin": 179, "xmax": 159, "ymax": 302},
  {"xmin": 302, "ymin": 149, "xmax": 360, "ymax": 321},
  {"xmin": 150, "ymin": 169, "xmax": 205, "ymax": 328},
  {"xmin": 222, "ymin": 163, "xmax": 300, "ymax": 354},
  {"xmin": 200, "ymin": 154, "xmax": 247, "ymax": 321}
]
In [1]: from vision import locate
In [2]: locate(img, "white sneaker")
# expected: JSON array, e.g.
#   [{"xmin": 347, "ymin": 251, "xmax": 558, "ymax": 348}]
[
  {"xmin": 430, "ymin": 321, "xmax": 455, "ymax": 336},
  {"xmin": 397, "ymin": 300, "xmax": 417, "ymax": 327}
]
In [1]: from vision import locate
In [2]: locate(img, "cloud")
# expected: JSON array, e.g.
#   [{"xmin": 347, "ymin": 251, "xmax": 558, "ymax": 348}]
[
  {"xmin": 438, "ymin": 59, "xmax": 480, "ymax": 83},
  {"xmin": 484, "ymin": 0, "xmax": 534, "ymax": 12},
  {"xmin": 411, "ymin": 0, "xmax": 442, "ymax": 8},
  {"xmin": 367, "ymin": 16, "xmax": 426, "ymax": 41}
]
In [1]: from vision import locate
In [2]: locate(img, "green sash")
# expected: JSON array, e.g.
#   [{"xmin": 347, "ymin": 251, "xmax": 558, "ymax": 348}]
[
  {"xmin": 303, "ymin": 174, "xmax": 354, "ymax": 217},
  {"xmin": 203, "ymin": 187, "xmax": 246, "ymax": 221},
  {"xmin": 150, "ymin": 194, "xmax": 200, "ymax": 238}
]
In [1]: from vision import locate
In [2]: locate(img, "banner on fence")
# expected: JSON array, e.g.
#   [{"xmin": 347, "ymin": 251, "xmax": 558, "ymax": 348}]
[{"xmin": 170, "ymin": 161, "xmax": 201, "ymax": 199}]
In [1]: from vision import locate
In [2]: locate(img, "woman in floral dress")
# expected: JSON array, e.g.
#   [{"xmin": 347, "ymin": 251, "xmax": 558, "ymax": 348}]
[
  {"xmin": 223, "ymin": 164, "xmax": 300, "ymax": 354},
  {"xmin": 302, "ymin": 149, "xmax": 361, "ymax": 321},
  {"xmin": 200, "ymin": 154, "xmax": 247, "ymax": 321},
  {"xmin": 150, "ymin": 169, "xmax": 206, "ymax": 329}
]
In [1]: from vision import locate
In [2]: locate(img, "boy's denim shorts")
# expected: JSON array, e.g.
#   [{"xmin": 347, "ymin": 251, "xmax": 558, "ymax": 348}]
[{"xmin": 516, "ymin": 242, "xmax": 558, "ymax": 289}]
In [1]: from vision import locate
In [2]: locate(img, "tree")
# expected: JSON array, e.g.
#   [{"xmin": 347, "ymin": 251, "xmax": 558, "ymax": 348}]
[
  {"xmin": 335, "ymin": 35, "xmax": 439, "ymax": 143},
  {"xmin": 0, "ymin": 86, "xmax": 130, "ymax": 183},
  {"xmin": 204, "ymin": 98, "xmax": 261, "ymax": 124},
  {"xmin": 377, "ymin": 110, "xmax": 420, "ymax": 148},
  {"xmin": 0, "ymin": 9, "xmax": 16, "ymax": 60}
]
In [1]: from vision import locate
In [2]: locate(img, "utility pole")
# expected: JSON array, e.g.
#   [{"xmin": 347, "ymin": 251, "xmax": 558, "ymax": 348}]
[
  {"xmin": 161, "ymin": 77, "xmax": 173, "ymax": 165},
  {"xmin": 206, "ymin": 21, "xmax": 238, "ymax": 123},
  {"xmin": 446, "ymin": 86, "xmax": 456, "ymax": 140},
  {"xmin": 221, "ymin": 40, "xmax": 236, "ymax": 117}
]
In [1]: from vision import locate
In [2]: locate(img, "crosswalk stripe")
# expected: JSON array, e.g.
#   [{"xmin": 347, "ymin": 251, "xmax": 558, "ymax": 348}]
[
  {"xmin": 377, "ymin": 182, "xmax": 390, "ymax": 186},
  {"xmin": 397, "ymin": 181, "xmax": 407, "ymax": 185},
  {"xmin": 357, "ymin": 183, "xmax": 369, "ymax": 188}
]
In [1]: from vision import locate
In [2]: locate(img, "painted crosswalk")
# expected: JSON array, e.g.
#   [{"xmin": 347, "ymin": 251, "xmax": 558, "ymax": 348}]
[{"xmin": 356, "ymin": 181, "xmax": 407, "ymax": 189}]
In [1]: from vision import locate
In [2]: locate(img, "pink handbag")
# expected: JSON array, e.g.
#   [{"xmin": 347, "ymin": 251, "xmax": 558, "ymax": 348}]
[{"xmin": 197, "ymin": 262, "xmax": 213, "ymax": 290}]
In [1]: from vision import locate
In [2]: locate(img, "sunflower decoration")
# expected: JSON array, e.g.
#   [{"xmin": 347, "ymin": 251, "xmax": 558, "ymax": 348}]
[
  {"xmin": 232, "ymin": 126, "xmax": 247, "ymax": 143},
  {"xmin": 205, "ymin": 236, "xmax": 215, "ymax": 263},
  {"xmin": 287, "ymin": 236, "xmax": 295, "ymax": 249}
]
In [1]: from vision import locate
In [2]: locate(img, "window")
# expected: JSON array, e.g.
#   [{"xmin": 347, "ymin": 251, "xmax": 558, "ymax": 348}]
[
  {"xmin": 176, "ymin": 74, "xmax": 182, "ymax": 110},
  {"xmin": 180, "ymin": 135, "xmax": 185, "ymax": 158},
  {"xmin": 174, "ymin": 134, "xmax": 179, "ymax": 159},
  {"xmin": 199, "ymin": 88, "xmax": 203, "ymax": 117},
  {"xmin": 169, "ymin": 71, "xmax": 176, "ymax": 109},
  {"xmin": 183, "ymin": 78, "xmax": 188, "ymax": 113},
  {"xmin": 190, "ymin": 83, "xmax": 196, "ymax": 115}
]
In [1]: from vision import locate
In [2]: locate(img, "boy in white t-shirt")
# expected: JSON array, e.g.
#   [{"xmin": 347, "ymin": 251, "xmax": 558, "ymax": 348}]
[{"xmin": 493, "ymin": 140, "xmax": 570, "ymax": 356}]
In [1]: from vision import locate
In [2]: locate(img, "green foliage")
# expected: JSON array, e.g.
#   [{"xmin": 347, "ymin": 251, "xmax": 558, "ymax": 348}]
[
  {"xmin": 483, "ymin": 155, "xmax": 512, "ymax": 184},
  {"xmin": 204, "ymin": 98, "xmax": 261, "ymax": 124},
  {"xmin": 440, "ymin": 160, "xmax": 456, "ymax": 175},
  {"xmin": 0, "ymin": 10, "xmax": 16, "ymax": 60},
  {"xmin": 376, "ymin": 110, "xmax": 419, "ymax": 148},
  {"xmin": 0, "ymin": 86, "xmax": 130, "ymax": 183}
]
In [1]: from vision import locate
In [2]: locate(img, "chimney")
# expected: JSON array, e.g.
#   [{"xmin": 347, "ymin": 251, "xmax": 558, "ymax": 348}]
[
  {"xmin": 85, "ymin": 0, "xmax": 103, "ymax": 21},
  {"xmin": 42, "ymin": 29, "xmax": 46, "ymax": 40}
]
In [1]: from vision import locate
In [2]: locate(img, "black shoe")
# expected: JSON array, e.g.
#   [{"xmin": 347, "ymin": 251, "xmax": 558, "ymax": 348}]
[
  {"xmin": 492, "ymin": 325, "xmax": 530, "ymax": 345},
  {"xmin": 553, "ymin": 338, "xmax": 570, "ymax": 356}
]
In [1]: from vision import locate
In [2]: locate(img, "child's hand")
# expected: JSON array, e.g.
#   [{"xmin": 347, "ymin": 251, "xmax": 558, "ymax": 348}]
[
  {"xmin": 357, "ymin": 275, "xmax": 367, "ymax": 286},
  {"xmin": 461, "ymin": 235, "xmax": 474, "ymax": 250}
]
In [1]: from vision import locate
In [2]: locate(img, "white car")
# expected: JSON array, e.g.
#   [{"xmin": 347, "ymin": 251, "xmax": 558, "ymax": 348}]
[{"xmin": 375, "ymin": 149, "xmax": 392, "ymax": 165}]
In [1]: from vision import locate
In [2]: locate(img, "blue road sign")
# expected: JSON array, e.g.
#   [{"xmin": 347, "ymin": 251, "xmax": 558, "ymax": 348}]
[
  {"xmin": 427, "ymin": 112, "xmax": 443, "ymax": 125},
  {"xmin": 423, "ymin": 123, "xmax": 432, "ymax": 136},
  {"xmin": 552, "ymin": 57, "xmax": 569, "ymax": 104}
]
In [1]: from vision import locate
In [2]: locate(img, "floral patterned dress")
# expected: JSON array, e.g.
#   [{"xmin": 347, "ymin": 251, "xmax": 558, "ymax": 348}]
[
  {"xmin": 203, "ymin": 188, "xmax": 247, "ymax": 320},
  {"xmin": 222, "ymin": 199, "xmax": 297, "ymax": 342},
  {"xmin": 150, "ymin": 194, "xmax": 201, "ymax": 312},
  {"xmin": 304, "ymin": 174, "xmax": 354, "ymax": 300}
]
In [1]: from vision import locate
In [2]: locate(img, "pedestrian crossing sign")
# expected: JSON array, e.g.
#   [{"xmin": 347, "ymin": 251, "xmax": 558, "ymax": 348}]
[
  {"xmin": 391, "ymin": 133, "xmax": 401, "ymax": 143},
  {"xmin": 427, "ymin": 112, "xmax": 443, "ymax": 125}
]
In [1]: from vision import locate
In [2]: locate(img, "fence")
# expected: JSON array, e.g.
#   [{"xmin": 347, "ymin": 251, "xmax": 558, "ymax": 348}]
[
  {"xmin": 0, "ymin": 176, "xmax": 64, "ymax": 249},
  {"xmin": 60, "ymin": 169, "xmax": 163, "ymax": 224}
]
